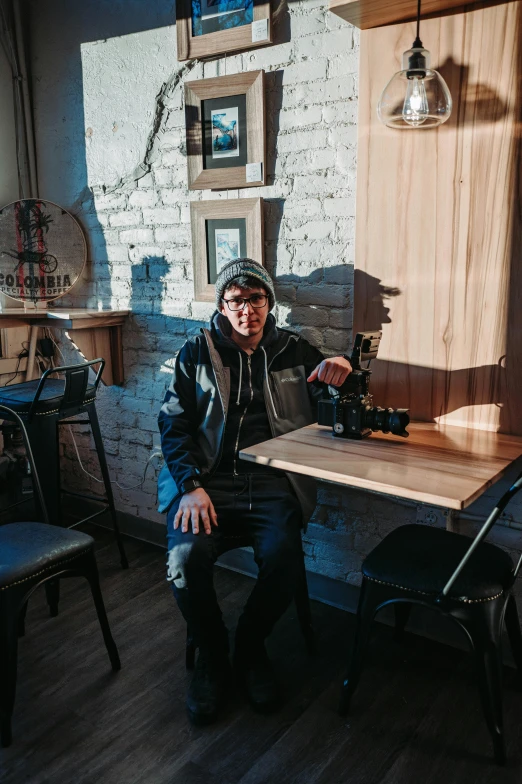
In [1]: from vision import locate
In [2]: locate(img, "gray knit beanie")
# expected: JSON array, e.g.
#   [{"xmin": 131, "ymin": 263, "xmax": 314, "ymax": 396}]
[{"xmin": 215, "ymin": 258, "xmax": 275, "ymax": 311}]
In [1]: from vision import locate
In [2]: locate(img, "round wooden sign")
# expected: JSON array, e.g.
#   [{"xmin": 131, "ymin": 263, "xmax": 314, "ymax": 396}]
[{"xmin": 0, "ymin": 199, "xmax": 86, "ymax": 304}]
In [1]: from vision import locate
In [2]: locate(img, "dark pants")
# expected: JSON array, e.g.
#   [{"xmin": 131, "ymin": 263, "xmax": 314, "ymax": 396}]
[{"xmin": 166, "ymin": 474, "xmax": 303, "ymax": 655}]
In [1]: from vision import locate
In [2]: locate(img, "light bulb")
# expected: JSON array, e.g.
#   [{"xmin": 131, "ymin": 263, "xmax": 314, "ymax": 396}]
[
  {"xmin": 402, "ymin": 76, "xmax": 429, "ymax": 126},
  {"xmin": 377, "ymin": 42, "xmax": 452, "ymax": 129}
]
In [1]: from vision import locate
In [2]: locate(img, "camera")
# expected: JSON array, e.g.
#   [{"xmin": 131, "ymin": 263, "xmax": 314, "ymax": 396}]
[{"xmin": 317, "ymin": 331, "xmax": 410, "ymax": 439}]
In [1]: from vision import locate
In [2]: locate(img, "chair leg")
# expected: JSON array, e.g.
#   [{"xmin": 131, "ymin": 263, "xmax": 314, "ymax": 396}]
[
  {"xmin": 393, "ymin": 602, "xmax": 412, "ymax": 642},
  {"xmin": 504, "ymin": 595, "xmax": 522, "ymax": 689},
  {"xmin": 0, "ymin": 595, "xmax": 20, "ymax": 747},
  {"xmin": 87, "ymin": 405, "xmax": 128, "ymax": 569},
  {"xmin": 17, "ymin": 601, "xmax": 28, "ymax": 638},
  {"xmin": 45, "ymin": 578, "xmax": 60, "ymax": 617},
  {"xmin": 339, "ymin": 578, "xmax": 378, "ymax": 715},
  {"xmin": 474, "ymin": 639, "xmax": 506, "ymax": 765},
  {"xmin": 295, "ymin": 550, "xmax": 316, "ymax": 655},
  {"xmin": 25, "ymin": 416, "xmax": 61, "ymax": 525},
  {"xmin": 457, "ymin": 602, "xmax": 507, "ymax": 766},
  {"xmin": 81, "ymin": 550, "xmax": 121, "ymax": 672},
  {"xmin": 186, "ymin": 627, "xmax": 196, "ymax": 670}
]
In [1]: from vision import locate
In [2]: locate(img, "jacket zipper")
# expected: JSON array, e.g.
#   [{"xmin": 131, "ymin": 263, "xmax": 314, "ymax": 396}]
[
  {"xmin": 201, "ymin": 331, "xmax": 228, "ymax": 481},
  {"xmin": 262, "ymin": 336, "xmax": 298, "ymax": 421},
  {"xmin": 267, "ymin": 335, "xmax": 297, "ymax": 371},
  {"xmin": 205, "ymin": 332, "xmax": 297, "ymax": 480},
  {"xmin": 233, "ymin": 354, "xmax": 253, "ymax": 476}
]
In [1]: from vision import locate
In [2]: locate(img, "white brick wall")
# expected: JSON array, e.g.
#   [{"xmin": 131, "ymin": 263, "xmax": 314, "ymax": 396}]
[
  {"xmin": 33, "ymin": 2, "xmax": 361, "ymax": 582},
  {"xmin": 30, "ymin": 0, "xmax": 522, "ymax": 593}
]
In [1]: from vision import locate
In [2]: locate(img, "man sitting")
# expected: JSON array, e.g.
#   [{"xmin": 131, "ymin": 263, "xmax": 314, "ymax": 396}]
[{"xmin": 158, "ymin": 258, "xmax": 352, "ymax": 725}]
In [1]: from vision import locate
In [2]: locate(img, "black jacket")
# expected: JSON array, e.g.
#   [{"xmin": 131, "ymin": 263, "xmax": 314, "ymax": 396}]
[{"xmin": 158, "ymin": 312, "xmax": 327, "ymax": 522}]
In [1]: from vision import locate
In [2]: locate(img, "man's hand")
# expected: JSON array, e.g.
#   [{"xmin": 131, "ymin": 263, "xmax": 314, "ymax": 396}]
[
  {"xmin": 307, "ymin": 356, "xmax": 352, "ymax": 387},
  {"xmin": 174, "ymin": 488, "xmax": 218, "ymax": 535}
]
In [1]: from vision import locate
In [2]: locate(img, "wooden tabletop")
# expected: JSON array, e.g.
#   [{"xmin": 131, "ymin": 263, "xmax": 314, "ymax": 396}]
[{"xmin": 239, "ymin": 423, "xmax": 522, "ymax": 509}]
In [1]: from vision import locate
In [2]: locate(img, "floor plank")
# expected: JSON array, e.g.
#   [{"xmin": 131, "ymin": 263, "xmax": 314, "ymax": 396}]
[{"xmin": 1, "ymin": 525, "xmax": 522, "ymax": 784}]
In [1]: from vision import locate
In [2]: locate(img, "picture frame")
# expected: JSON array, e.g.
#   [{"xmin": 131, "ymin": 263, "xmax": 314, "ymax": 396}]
[
  {"xmin": 190, "ymin": 197, "xmax": 264, "ymax": 302},
  {"xmin": 185, "ymin": 70, "xmax": 266, "ymax": 190},
  {"xmin": 176, "ymin": 0, "xmax": 272, "ymax": 62}
]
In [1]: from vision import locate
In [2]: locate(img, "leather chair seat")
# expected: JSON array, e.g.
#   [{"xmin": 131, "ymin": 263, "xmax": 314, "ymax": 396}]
[
  {"xmin": 363, "ymin": 524, "xmax": 514, "ymax": 602},
  {"xmin": 0, "ymin": 523, "xmax": 94, "ymax": 590},
  {"xmin": 0, "ymin": 379, "xmax": 96, "ymax": 415}
]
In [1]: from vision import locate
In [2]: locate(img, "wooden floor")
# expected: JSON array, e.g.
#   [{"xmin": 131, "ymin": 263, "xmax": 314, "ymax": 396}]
[{"xmin": 1, "ymin": 526, "xmax": 522, "ymax": 784}]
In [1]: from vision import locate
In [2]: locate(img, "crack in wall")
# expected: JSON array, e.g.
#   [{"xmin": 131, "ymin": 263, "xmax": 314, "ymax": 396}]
[{"xmin": 93, "ymin": 59, "xmax": 198, "ymax": 197}]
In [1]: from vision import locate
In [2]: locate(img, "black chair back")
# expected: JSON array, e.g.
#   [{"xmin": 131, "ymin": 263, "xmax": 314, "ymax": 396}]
[
  {"xmin": 27, "ymin": 358, "xmax": 105, "ymax": 420},
  {"xmin": 438, "ymin": 472, "xmax": 522, "ymax": 601}
]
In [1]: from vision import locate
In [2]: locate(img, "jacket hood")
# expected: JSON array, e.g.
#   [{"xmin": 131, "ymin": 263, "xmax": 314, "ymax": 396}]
[{"xmin": 210, "ymin": 310, "xmax": 280, "ymax": 353}]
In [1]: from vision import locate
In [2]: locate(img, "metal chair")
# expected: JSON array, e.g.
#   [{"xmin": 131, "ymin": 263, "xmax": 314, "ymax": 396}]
[
  {"xmin": 185, "ymin": 543, "xmax": 315, "ymax": 669},
  {"xmin": 0, "ymin": 359, "xmax": 127, "ymax": 568},
  {"xmin": 339, "ymin": 472, "xmax": 522, "ymax": 765},
  {"xmin": 0, "ymin": 405, "xmax": 121, "ymax": 747}
]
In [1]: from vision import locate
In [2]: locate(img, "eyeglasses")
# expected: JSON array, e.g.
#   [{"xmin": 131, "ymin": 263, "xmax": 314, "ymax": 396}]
[{"xmin": 222, "ymin": 294, "xmax": 268, "ymax": 312}]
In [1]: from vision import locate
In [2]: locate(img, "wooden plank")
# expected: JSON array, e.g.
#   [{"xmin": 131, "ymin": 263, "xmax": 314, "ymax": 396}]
[
  {"xmin": 0, "ymin": 317, "xmax": 33, "ymax": 328},
  {"xmin": 67, "ymin": 327, "xmax": 114, "ymax": 386},
  {"xmin": 353, "ymin": 2, "xmax": 522, "ymax": 435},
  {"xmin": 0, "ymin": 309, "xmax": 129, "ymax": 329},
  {"xmin": 109, "ymin": 325, "xmax": 124, "ymax": 386},
  {"xmin": 240, "ymin": 423, "xmax": 522, "ymax": 509},
  {"xmin": 0, "ymin": 309, "xmax": 129, "ymax": 316},
  {"xmin": 31, "ymin": 315, "xmax": 127, "ymax": 330},
  {"xmin": 0, "ymin": 310, "xmax": 129, "ymax": 385},
  {"xmin": 0, "ymin": 356, "xmax": 28, "ymax": 375},
  {"xmin": 328, "ymin": 0, "xmax": 517, "ymax": 28},
  {"xmin": 1, "ymin": 324, "xmax": 30, "ymax": 356}
]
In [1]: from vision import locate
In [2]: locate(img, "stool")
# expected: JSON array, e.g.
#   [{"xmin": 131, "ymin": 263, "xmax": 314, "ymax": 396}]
[
  {"xmin": 185, "ymin": 545, "xmax": 315, "ymax": 669},
  {"xmin": 0, "ymin": 522, "xmax": 121, "ymax": 747},
  {"xmin": 0, "ymin": 359, "xmax": 128, "ymax": 568}
]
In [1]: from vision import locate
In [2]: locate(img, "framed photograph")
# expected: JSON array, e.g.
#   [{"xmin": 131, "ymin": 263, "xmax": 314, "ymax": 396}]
[
  {"xmin": 185, "ymin": 71, "xmax": 265, "ymax": 190},
  {"xmin": 190, "ymin": 197, "xmax": 264, "ymax": 301},
  {"xmin": 176, "ymin": 0, "xmax": 271, "ymax": 62}
]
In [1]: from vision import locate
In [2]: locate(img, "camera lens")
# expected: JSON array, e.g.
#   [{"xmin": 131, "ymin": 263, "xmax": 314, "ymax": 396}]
[{"xmin": 364, "ymin": 407, "xmax": 410, "ymax": 438}]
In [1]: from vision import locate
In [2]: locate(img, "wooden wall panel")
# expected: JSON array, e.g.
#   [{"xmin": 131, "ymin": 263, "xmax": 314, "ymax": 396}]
[{"xmin": 353, "ymin": 1, "xmax": 522, "ymax": 435}]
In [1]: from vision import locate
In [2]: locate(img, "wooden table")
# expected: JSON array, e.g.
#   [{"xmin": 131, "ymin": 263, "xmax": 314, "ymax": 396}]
[
  {"xmin": 240, "ymin": 423, "xmax": 522, "ymax": 519},
  {"xmin": 0, "ymin": 308, "xmax": 130, "ymax": 385}
]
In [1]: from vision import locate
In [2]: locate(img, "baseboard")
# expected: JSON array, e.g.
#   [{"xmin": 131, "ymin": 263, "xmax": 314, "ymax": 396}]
[{"xmin": 81, "ymin": 503, "xmax": 515, "ymax": 666}]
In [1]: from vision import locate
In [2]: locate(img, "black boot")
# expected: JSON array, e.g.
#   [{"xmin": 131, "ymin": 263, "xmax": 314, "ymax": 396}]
[
  {"xmin": 234, "ymin": 633, "xmax": 281, "ymax": 714},
  {"xmin": 186, "ymin": 647, "xmax": 230, "ymax": 726}
]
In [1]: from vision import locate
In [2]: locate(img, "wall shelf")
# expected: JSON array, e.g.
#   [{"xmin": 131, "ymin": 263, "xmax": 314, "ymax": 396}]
[{"xmin": 328, "ymin": 0, "xmax": 517, "ymax": 29}]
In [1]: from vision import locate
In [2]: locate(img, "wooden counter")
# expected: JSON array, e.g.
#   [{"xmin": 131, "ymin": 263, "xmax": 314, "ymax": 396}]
[
  {"xmin": 240, "ymin": 422, "xmax": 522, "ymax": 511},
  {"xmin": 0, "ymin": 308, "xmax": 130, "ymax": 385}
]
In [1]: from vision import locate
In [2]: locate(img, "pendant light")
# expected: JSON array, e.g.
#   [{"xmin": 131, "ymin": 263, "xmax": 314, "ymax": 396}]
[{"xmin": 377, "ymin": 0, "xmax": 452, "ymax": 129}]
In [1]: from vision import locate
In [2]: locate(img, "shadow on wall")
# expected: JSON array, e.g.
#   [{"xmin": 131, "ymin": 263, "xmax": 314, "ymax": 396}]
[
  {"xmin": 277, "ymin": 265, "xmax": 508, "ymax": 427},
  {"xmin": 125, "ymin": 257, "xmax": 511, "ymax": 433},
  {"xmin": 353, "ymin": 269, "xmax": 508, "ymax": 427},
  {"xmin": 128, "ymin": 257, "xmax": 206, "ymax": 395},
  {"xmin": 30, "ymin": 0, "xmax": 180, "ymax": 312},
  {"xmin": 438, "ymin": 56, "xmax": 510, "ymax": 126}
]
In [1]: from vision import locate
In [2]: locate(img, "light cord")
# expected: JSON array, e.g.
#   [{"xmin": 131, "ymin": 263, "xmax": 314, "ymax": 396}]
[
  {"xmin": 68, "ymin": 424, "xmax": 162, "ymax": 491},
  {"xmin": 47, "ymin": 332, "xmax": 161, "ymax": 492}
]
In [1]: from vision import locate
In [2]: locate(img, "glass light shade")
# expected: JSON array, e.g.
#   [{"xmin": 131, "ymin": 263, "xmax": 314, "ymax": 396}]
[{"xmin": 378, "ymin": 46, "xmax": 452, "ymax": 129}]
